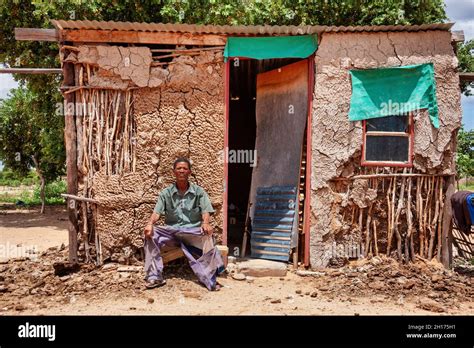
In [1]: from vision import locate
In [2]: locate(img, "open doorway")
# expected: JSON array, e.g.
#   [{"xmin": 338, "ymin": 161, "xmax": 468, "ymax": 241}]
[{"xmin": 225, "ymin": 57, "xmax": 312, "ymax": 265}]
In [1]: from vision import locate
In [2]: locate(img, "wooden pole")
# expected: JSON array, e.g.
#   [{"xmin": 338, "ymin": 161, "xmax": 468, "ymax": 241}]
[
  {"xmin": 0, "ymin": 68, "xmax": 63, "ymax": 74},
  {"xmin": 441, "ymin": 175, "xmax": 455, "ymax": 268},
  {"xmin": 63, "ymin": 61, "xmax": 79, "ymax": 264}
]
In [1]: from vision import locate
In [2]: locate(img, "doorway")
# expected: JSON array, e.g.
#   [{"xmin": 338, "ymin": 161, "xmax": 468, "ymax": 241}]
[{"xmin": 224, "ymin": 57, "xmax": 313, "ymax": 265}]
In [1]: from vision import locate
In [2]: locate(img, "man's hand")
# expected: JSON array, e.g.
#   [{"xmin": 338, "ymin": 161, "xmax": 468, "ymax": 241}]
[
  {"xmin": 201, "ymin": 222, "xmax": 213, "ymax": 235},
  {"xmin": 144, "ymin": 223, "xmax": 154, "ymax": 239}
]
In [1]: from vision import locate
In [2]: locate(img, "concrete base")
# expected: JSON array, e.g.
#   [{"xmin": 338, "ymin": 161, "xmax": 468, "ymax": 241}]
[{"xmin": 236, "ymin": 258, "xmax": 287, "ymax": 277}]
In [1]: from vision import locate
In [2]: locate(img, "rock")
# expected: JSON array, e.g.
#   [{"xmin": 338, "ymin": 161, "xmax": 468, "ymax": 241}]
[
  {"xmin": 403, "ymin": 280, "xmax": 416, "ymax": 289},
  {"xmin": 0, "ymin": 285, "xmax": 8, "ymax": 293},
  {"xmin": 147, "ymin": 298, "xmax": 154, "ymax": 304},
  {"xmin": 368, "ymin": 281, "xmax": 385, "ymax": 290},
  {"xmin": 310, "ymin": 291, "xmax": 318, "ymax": 298},
  {"xmin": 270, "ymin": 299, "xmax": 281, "ymax": 304},
  {"xmin": 117, "ymin": 266, "xmax": 141, "ymax": 273},
  {"xmin": 59, "ymin": 275, "xmax": 71, "ymax": 282},
  {"xmin": 319, "ymin": 286, "xmax": 330, "ymax": 292},
  {"xmin": 15, "ymin": 304, "xmax": 27, "ymax": 311},
  {"xmin": 232, "ymin": 273, "xmax": 246, "ymax": 281},
  {"xmin": 347, "ymin": 272, "xmax": 359, "ymax": 278},
  {"xmin": 31, "ymin": 280, "xmax": 46, "ymax": 289},
  {"xmin": 129, "ymin": 307, "xmax": 137, "ymax": 310},
  {"xmin": 102, "ymin": 263, "xmax": 118, "ymax": 271},
  {"xmin": 305, "ymin": 291, "xmax": 310, "ymax": 296},
  {"xmin": 396, "ymin": 276, "xmax": 408, "ymax": 285},
  {"xmin": 183, "ymin": 291, "xmax": 201, "ymax": 299},
  {"xmin": 246, "ymin": 276, "xmax": 255, "ymax": 283},
  {"xmin": 296, "ymin": 270, "xmax": 326, "ymax": 277},
  {"xmin": 389, "ymin": 270, "xmax": 402, "ymax": 278},
  {"xmin": 295, "ymin": 289, "xmax": 302, "ymax": 294},
  {"xmin": 427, "ymin": 292, "xmax": 440, "ymax": 299},
  {"xmin": 237, "ymin": 259, "xmax": 287, "ymax": 277},
  {"xmin": 431, "ymin": 274, "xmax": 443, "ymax": 283},
  {"xmin": 434, "ymin": 283, "xmax": 448, "ymax": 291},
  {"xmin": 418, "ymin": 298, "xmax": 445, "ymax": 313},
  {"xmin": 370, "ymin": 256, "xmax": 383, "ymax": 266},
  {"xmin": 53, "ymin": 262, "xmax": 80, "ymax": 276},
  {"xmin": 226, "ymin": 263, "xmax": 237, "ymax": 274}
]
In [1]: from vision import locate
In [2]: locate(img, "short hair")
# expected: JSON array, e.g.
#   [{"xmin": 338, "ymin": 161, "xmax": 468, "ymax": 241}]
[{"xmin": 173, "ymin": 157, "xmax": 192, "ymax": 170}]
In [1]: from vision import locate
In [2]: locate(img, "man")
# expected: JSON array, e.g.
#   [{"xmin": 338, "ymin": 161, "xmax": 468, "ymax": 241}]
[{"xmin": 143, "ymin": 157, "xmax": 224, "ymax": 291}]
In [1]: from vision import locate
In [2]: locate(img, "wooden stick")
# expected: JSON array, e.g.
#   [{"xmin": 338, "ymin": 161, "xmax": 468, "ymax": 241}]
[
  {"xmin": 373, "ymin": 220, "xmax": 378, "ymax": 256},
  {"xmin": 61, "ymin": 193, "xmax": 99, "ymax": 204},
  {"xmin": 418, "ymin": 176, "xmax": 424, "ymax": 258},
  {"xmin": 332, "ymin": 173, "xmax": 450, "ymax": 181},
  {"xmin": 82, "ymin": 202, "xmax": 91, "ymax": 263},
  {"xmin": 436, "ymin": 178, "xmax": 444, "ymax": 262},
  {"xmin": 153, "ymin": 51, "xmax": 201, "ymax": 60},
  {"xmin": 365, "ymin": 204, "xmax": 373, "ymax": 256},
  {"xmin": 387, "ymin": 177, "xmax": 397, "ymax": 256},
  {"xmin": 150, "ymin": 46, "xmax": 224, "ymax": 53},
  {"xmin": 428, "ymin": 177, "xmax": 440, "ymax": 260},
  {"xmin": 386, "ymin": 177, "xmax": 392, "ymax": 255},
  {"xmin": 406, "ymin": 177, "xmax": 413, "ymax": 262},
  {"xmin": 394, "ymin": 172, "xmax": 406, "ymax": 260}
]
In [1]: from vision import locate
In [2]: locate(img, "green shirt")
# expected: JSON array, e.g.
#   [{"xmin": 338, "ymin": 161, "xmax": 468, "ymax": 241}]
[{"xmin": 153, "ymin": 183, "xmax": 214, "ymax": 228}]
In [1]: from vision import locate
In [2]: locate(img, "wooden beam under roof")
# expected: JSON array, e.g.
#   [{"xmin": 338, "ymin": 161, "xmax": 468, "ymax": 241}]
[
  {"xmin": 451, "ymin": 30, "xmax": 465, "ymax": 43},
  {"xmin": 15, "ymin": 28, "xmax": 59, "ymax": 41},
  {"xmin": 59, "ymin": 29, "xmax": 227, "ymax": 46},
  {"xmin": 459, "ymin": 72, "xmax": 474, "ymax": 82},
  {"xmin": 0, "ymin": 68, "xmax": 62, "ymax": 74}
]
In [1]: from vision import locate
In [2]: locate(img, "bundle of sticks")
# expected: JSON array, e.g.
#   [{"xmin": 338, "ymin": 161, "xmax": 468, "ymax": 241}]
[{"xmin": 346, "ymin": 168, "xmax": 447, "ymax": 262}]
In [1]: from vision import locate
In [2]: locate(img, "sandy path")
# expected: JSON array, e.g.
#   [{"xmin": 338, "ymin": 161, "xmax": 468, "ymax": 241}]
[{"xmin": 0, "ymin": 206, "xmax": 68, "ymax": 261}]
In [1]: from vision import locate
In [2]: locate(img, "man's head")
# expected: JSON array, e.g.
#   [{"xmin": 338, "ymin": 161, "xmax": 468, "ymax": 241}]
[{"xmin": 173, "ymin": 157, "xmax": 192, "ymax": 183}]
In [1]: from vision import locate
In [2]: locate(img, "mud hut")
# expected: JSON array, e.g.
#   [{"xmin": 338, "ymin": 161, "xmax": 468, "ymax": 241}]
[{"xmin": 15, "ymin": 20, "xmax": 465, "ymax": 269}]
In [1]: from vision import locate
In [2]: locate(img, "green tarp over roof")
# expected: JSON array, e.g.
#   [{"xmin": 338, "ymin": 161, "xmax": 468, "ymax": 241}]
[
  {"xmin": 348, "ymin": 63, "xmax": 439, "ymax": 128},
  {"xmin": 223, "ymin": 35, "xmax": 318, "ymax": 61}
]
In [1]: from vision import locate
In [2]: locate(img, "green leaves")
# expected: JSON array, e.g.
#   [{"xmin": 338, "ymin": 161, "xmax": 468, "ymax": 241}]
[
  {"xmin": 456, "ymin": 127, "xmax": 474, "ymax": 180},
  {"xmin": 457, "ymin": 39, "xmax": 474, "ymax": 96}
]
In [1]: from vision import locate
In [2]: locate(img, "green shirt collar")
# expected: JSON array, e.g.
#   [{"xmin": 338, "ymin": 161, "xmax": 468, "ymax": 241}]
[{"xmin": 171, "ymin": 182, "xmax": 196, "ymax": 197}]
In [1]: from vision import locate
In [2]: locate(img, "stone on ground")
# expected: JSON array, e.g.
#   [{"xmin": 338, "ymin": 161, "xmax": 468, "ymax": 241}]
[{"xmin": 237, "ymin": 259, "xmax": 287, "ymax": 277}]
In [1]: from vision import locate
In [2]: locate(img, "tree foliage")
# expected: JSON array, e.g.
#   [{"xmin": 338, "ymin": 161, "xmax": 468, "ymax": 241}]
[
  {"xmin": 0, "ymin": 86, "xmax": 65, "ymax": 211},
  {"xmin": 457, "ymin": 39, "xmax": 474, "ymax": 96},
  {"xmin": 456, "ymin": 127, "xmax": 474, "ymax": 180}
]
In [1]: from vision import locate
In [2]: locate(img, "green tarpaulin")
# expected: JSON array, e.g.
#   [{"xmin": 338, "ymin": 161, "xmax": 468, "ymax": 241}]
[
  {"xmin": 348, "ymin": 63, "xmax": 439, "ymax": 128},
  {"xmin": 223, "ymin": 35, "xmax": 318, "ymax": 61}
]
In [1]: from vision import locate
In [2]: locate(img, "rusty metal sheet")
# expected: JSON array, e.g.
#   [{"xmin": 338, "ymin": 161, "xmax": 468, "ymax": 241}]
[{"xmin": 248, "ymin": 59, "xmax": 308, "ymax": 262}]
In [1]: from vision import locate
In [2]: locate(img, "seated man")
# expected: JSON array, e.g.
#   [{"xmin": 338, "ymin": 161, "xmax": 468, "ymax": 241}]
[{"xmin": 143, "ymin": 157, "xmax": 224, "ymax": 291}]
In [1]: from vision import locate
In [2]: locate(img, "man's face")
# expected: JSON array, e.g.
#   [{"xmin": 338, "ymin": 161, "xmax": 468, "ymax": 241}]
[{"xmin": 174, "ymin": 161, "xmax": 191, "ymax": 182}]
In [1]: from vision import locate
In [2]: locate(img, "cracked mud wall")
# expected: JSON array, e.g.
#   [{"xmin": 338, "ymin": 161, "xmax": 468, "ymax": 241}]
[
  {"xmin": 71, "ymin": 45, "xmax": 225, "ymax": 261},
  {"xmin": 310, "ymin": 30, "xmax": 462, "ymax": 267}
]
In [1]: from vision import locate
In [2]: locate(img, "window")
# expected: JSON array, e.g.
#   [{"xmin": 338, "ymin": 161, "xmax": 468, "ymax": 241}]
[{"xmin": 362, "ymin": 114, "xmax": 413, "ymax": 167}]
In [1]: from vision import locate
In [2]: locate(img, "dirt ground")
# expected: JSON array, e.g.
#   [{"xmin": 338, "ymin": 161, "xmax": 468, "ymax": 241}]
[
  {"xmin": 0, "ymin": 205, "xmax": 69, "ymax": 261},
  {"xmin": 0, "ymin": 207, "xmax": 473, "ymax": 316}
]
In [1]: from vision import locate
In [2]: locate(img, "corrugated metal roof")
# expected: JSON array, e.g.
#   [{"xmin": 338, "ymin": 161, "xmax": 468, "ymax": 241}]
[{"xmin": 51, "ymin": 20, "xmax": 454, "ymax": 36}]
